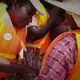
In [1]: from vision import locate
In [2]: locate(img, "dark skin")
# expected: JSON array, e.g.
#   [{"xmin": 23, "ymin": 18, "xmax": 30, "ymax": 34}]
[
  {"xmin": 8, "ymin": 3, "xmax": 36, "ymax": 29},
  {"xmin": 27, "ymin": 6, "xmax": 65, "ymax": 41},
  {"xmin": 0, "ymin": 1, "xmax": 37, "ymax": 79},
  {"xmin": 0, "ymin": 1, "xmax": 62, "ymax": 80},
  {"xmin": 50, "ymin": 25, "xmax": 69, "ymax": 40},
  {"xmin": 65, "ymin": 13, "xmax": 79, "ymax": 30},
  {"xmin": 26, "ymin": 0, "xmax": 65, "ymax": 42},
  {"xmin": 0, "ymin": 5, "xmax": 66, "ymax": 80},
  {"xmin": 27, "ymin": 0, "xmax": 74, "ymax": 42},
  {"xmin": 0, "ymin": 1, "xmax": 77, "ymax": 80},
  {"xmin": 50, "ymin": 12, "xmax": 79, "ymax": 41},
  {"xmin": 26, "ymin": 6, "xmax": 78, "ymax": 42}
]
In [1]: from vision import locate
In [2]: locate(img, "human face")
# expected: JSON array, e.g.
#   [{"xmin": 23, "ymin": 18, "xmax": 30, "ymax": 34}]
[{"xmin": 8, "ymin": 4, "xmax": 36, "ymax": 29}]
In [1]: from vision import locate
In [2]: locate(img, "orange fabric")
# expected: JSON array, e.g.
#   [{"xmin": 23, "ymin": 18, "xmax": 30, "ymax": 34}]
[
  {"xmin": 66, "ymin": 56, "xmax": 80, "ymax": 80},
  {"xmin": 40, "ymin": 29, "xmax": 80, "ymax": 80},
  {"xmin": 16, "ymin": 28, "xmax": 27, "ymax": 52},
  {"xmin": 0, "ymin": 73, "xmax": 9, "ymax": 78},
  {"xmin": 0, "ymin": 27, "xmax": 26, "ymax": 56},
  {"xmin": 0, "ymin": 26, "xmax": 21, "ymax": 56},
  {"xmin": 26, "ymin": 32, "xmax": 50, "ymax": 56},
  {"xmin": 40, "ymin": 31, "xmax": 72, "ymax": 72},
  {"xmin": 66, "ymin": 30, "xmax": 80, "ymax": 80},
  {"xmin": 33, "ymin": 11, "xmax": 50, "ymax": 55},
  {"xmin": 40, "ymin": 32, "xmax": 50, "ymax": 55},
  {"xmin": 26, "ymin": 11, "xmax": 50, "ymax": 55},
  {"xmin": 0, "ymin": 27, "xmax": 26, "ymax": 78},
  {"xmin": 40, "ymin": 29, "xmax": 80, "ymax": 73},
  {"xmin": 34, "ymin": 32, "xmax": 50, "ymax": 55},
  {"xmin": 0, "ymin": 3, "xmax": 27, "ymax": 78},
  {"xmin": 16, "ymin": 28, "xmax": 27, "ymax": 44},
  {"xmin": 35, "ymin": 11, "xmax": 49, "ymax": 27}
]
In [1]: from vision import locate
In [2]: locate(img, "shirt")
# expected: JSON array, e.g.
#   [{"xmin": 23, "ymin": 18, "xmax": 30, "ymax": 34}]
[{"xmin": 35, "ymin": 34, "xmax": 77, "ymax": 80}]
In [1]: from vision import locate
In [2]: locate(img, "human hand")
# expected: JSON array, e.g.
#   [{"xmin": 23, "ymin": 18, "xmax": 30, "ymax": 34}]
[{"xmin": 48, "ymin": 6, "xmax": 63, "ymax": 25}]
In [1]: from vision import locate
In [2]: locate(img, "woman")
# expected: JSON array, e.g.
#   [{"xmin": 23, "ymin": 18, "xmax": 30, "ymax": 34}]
[
  {"xmin": 0, "ymin": 0, "xmax": 65, "ymax": 80},
  {"xmin": 36, "ymin": 0, "xmax": 80, "ymax": 80},
  {"xmin": 0, "ymin": 0, "xmax": 38, "ymax": 80}
]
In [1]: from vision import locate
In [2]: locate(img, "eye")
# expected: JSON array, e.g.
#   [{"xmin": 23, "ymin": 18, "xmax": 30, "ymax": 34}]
[
  {"xmin": 28, "ymin": 11, "xmax": 33, "ymax": 16},
  {"xmin": 28, "ymin": 9, "xmax": 36, "ymax": 16}
]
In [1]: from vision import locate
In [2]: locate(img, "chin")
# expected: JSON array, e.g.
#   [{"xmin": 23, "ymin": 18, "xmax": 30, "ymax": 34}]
[
  {"xmin": 18, "ymin": 24, "xmax": 26, "ymax": 29},
  {"xmin": 14, "ymin": 26, "xmax": 24, "ymax": 29}
]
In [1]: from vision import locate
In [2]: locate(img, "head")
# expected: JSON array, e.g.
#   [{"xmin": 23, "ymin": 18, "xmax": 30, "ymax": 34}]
[
  {"xmin": 66, "ymin": 11, "xmax": 80, "ymax": 28},
  {"xmin": 45, "ymin": 0, "xmax": 80, "ymax": 28},
  {"xmin": 5, "ymin": 0, "xmax": 36, "ymax": 29}
]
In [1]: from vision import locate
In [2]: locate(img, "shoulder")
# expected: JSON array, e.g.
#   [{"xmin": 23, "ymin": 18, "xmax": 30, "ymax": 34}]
[
  {"xmin": 55, "ymin": 34, "xmax": 76, "ymax": 51},
  {"xmin": 49, "ymin": 34, "xmax": 77, "ymax": 59},
  {"xmin": 49, "ymin": 34, "xmax": 77, "ymax": 69}
]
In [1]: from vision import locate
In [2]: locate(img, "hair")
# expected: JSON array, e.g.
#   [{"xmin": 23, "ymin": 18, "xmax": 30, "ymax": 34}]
[{"xmin": 0, "ymin": 0, "xmax": 33, "ymax": 9}]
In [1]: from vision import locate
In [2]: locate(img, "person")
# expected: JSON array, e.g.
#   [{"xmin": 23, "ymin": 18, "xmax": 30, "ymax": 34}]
[
  {"xmin": 0, "ymin": 0, "xmax": 50, "ymax": 79},
  {"xmin": 23, "ymin": 5, "xmax": 71, "ymax": 80},
  {"xmin": 21, "ymin": 5, "xmax": 60, "ymax": 80},
  {"xmin": 35, "ymin": 0, "xmax": 80, "ymax": 80},
  {"xmin": 0, "ymin": 0, "xmax": 65, "ymax": 80},
  {"xmin": 12, "ymin": 0, "xmax": 70, "ymax": 79},
  {"xmin": 0, "ymin": 0, "xmax": 38, "ymax": 79}
]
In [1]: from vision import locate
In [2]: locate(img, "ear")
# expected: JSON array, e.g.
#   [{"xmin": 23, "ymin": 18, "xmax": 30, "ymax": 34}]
[{"xmin": 71, "ymin": 13, "xmax": 80, "ymax": 27}]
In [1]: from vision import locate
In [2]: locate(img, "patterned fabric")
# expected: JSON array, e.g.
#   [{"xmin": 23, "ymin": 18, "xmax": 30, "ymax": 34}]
[
  {"xmin": 35, "ymin": 34, "xmax": 77, "ymax": 80},
  {"xmin": 23, "ymin": 47, "xmax": 44, "ymax": 80},
  {"xmin": 23, "ymin": 47, "xmax": 43, "ymax": 70}
]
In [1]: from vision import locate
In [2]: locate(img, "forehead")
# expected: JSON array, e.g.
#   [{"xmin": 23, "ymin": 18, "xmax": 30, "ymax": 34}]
[{"xmin": 17, "ymin": 3, "xmax": 36, "ymax": 13}]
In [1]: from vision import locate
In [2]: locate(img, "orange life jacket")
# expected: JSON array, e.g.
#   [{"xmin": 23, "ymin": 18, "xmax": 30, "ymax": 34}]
[
  {"xmin": 26, "ymin": 32, "xmax": 50, "ymax": 55},
  {"xmin": 0, "ymin": 3, "xmax": 27, "ymax": 78},
  {"xmin": 34, "ymin": 32, "xmax": 50, "ymax": 55},
  {"xmin": 26, "ymin": 10, "xmax": 50, "ymax": 55},
  {"xmin": 40, "ymin": 29, "xmax": 80, "ymax": 80},
  {"xmin": 35, "ymin": 11, "xmax": 49, "ymax": 27}
]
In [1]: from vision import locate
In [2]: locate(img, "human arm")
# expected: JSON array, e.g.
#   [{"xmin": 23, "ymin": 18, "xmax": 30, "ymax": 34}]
[
  {"xmin": 26, "ymin": 7, "xmax": 63, "ymax": 41},
  {"xmin": 0, "ymin": 57, "xmax": 38, "ymax": 79},
  {"xmin": 26, "ymin": 24, "xmax": 57, "ymax": 41}
]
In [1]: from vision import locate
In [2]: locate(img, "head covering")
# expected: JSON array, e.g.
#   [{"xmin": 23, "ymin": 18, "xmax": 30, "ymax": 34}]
[
  {"xmin": 44, "ymin": 0, "xmax": 80, "ymax": 15},
  {"xmin": 30, "ymin": 0, "xmax": 46, "ymax": 14}
]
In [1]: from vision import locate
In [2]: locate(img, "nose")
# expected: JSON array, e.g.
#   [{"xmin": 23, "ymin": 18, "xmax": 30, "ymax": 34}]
[{"xmin": 28, "ymin": 16, "xmax": 32, "ymax": 23}]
